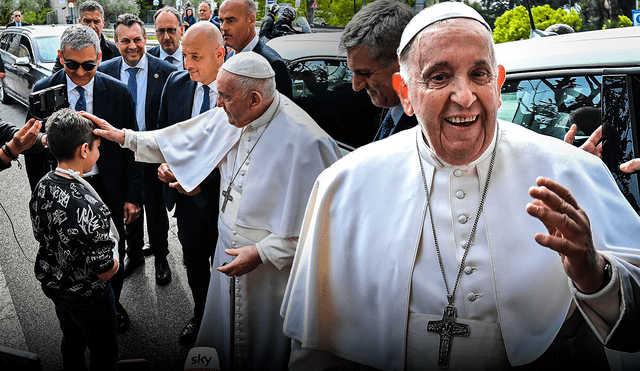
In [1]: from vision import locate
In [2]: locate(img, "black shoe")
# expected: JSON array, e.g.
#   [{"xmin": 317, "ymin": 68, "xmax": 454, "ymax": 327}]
[
  {"xmin": 123, "ymin": 255, "xmax": 145, "ymax": 277},
  {"xmin": 155, "ymin": 256, "xmax": 172, "ymax": 286},
  {"xmin": 142, "ymin": 243, "xmax": 152, "ymax": 257},
  {"xmin": 115, "ymin": 302, "xmax": 130, "ymax": 334},
  {"xmin": 179, "ymin": 316, "xmax": 201, "ymax": 346}
]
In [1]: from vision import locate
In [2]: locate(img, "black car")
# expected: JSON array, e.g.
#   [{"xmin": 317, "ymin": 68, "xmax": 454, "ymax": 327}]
[{"xmin": 0, "ymin": 25, "xmax": 69, "ymax": 106}]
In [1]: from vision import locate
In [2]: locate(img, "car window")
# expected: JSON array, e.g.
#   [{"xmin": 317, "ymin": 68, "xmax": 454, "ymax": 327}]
[
  {"xmin": 0, "ymin": 32, "xmax": 16, "ymax": 52},
  {"xmin": 499, "ymin": 75, "xmax": 602, "ymax": 145},
  {"xmin": 289, "ymin": 58, "xmax": 381, "ymax": 149},
  {"xmin": 7, "ymin": 33, "xmax": 21, "ymax": 57},
  {"xmin": 33, "ymin": 36, "xmax": 59, "ymax": 63}
]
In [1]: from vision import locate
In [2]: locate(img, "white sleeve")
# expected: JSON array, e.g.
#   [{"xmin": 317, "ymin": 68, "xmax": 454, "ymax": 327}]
[
  {"xmin": 255, "ymin": 233, "xmax": 298, "ymax": 270},
  {"xmin": 122, "ymin": 128, "xmax": 166, "ymax": 164}
]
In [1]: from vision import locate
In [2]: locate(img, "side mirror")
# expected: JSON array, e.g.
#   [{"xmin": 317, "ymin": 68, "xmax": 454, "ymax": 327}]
[{"xmin": 15, "ymin": 57, "xmax": 31, "ymax": 67}]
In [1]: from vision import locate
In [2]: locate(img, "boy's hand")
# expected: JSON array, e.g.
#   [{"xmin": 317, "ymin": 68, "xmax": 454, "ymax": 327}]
[{"xmin": 81, "ymin": 111, "xmax": 125, "ymax": 145}]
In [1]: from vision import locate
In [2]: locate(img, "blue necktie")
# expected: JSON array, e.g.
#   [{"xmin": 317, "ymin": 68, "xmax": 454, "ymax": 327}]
[
  {"xmin": 200, "ymin": 85, "xmax": 210, "ymax": 114},
  {"xmin": 127, "ymin": 68, "xmax": 138, "ymax": 105},
  {"xmin": 164, "ymin": 56, "xmax": 175, "ymax": 64},
  {"xmin": 378, "ymin": 110, "xmax": 395, "ymax": 140},
  {"xmin": 75, "ymin": 86, "xmax": 86, "ymax": 112}
]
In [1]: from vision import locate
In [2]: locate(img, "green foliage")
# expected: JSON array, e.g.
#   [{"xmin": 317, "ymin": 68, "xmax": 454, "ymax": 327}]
[
  {"xmin": 80, "ymin": 0, "xmax": 140, "ymax": 24},
  {"xmin": 493, "ymin": 5, "xmax": 582, "ymax": 44},
  {"xmin": 602, "ymin": 15, "xmax": 632, "ymax": 29}
]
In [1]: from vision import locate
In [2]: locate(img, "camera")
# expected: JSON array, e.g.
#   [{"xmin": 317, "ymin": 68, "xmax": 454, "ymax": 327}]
[{"xmin": 29, "ymin": 84, "xmax": 67, "ymax": 120}]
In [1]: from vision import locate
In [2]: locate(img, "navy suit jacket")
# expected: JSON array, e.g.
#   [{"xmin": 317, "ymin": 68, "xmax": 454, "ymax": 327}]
[
  {"xmin": 98, "ymin": 53, "xmax": 177, "ymax": 132},
  {"xmin": 147, "ymin": 45, "xmax": 161, "ymax": 58},
  {"xmin": 251, "ymin": 40, "xmax": 293, "ymax": 99},
  {"xmin": 374, "ymin": 112, "xmax": 418, "ymax": 141},
  {"xmin": 25, "ymin": 70, "xmax": 143, "ymax": 209}
]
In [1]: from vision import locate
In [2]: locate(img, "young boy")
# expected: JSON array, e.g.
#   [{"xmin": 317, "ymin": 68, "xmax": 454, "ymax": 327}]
[{"xmin": 29, "ymin": 108, "xmax": 119, "ymax": 371}]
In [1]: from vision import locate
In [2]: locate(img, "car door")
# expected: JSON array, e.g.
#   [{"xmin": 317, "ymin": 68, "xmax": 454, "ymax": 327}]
[
  {"xmin": 0, "ymin": 32, "xmax": 18, "ymax": 96},
  {"xmin": 13, "ymin": 35, "xmax": 37, "ymax": 104}
]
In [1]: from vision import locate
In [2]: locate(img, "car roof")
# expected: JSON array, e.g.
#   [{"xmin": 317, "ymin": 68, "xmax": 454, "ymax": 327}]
[
  {"xmin": 266, "ymin": 32, "xmax": 345, "ymax": 62},
  {"xmin": 4, "ymin": 24, "xmax": 70, "ymax": 38},
  {"xmin": 495, "ymin": 26, "xmax": 640, "ymax": 74}
]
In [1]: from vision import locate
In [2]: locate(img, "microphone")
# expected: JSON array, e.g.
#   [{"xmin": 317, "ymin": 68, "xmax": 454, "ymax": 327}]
[{"xmin": 184, "ymin": 347, "xmax": 221, "ymax": 371}]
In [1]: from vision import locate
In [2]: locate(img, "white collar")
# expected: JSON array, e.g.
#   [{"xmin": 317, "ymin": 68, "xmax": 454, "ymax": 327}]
[
  {"xmin": 121, "ymin": 53, "xmax": 148, "ymax": 73},
  {"xmin": 159, "ymin": 44, "xmax": 182, "ymax": 60},
  {"xmin": 66, "ymin": 75, "xmax": 95, "ymax": 95}
]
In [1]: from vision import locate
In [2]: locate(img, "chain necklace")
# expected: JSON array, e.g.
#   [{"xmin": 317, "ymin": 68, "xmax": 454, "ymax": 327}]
[
  {"xmin": 221, "ymin": 120, "xmax": 272, "ymax": 213},
  {"xmin": 415, "ymin": 126, "xmax": 498, "ymax": 369}
]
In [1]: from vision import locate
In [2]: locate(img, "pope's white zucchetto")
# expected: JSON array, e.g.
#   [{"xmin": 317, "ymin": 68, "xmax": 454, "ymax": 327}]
[
  {"xmin": 221, "ymin": 51, "xmax": 275, "ymax": 79},
  {"xmin": 397, "ymin": 1, "xmax": 492, "ymax": 56}
]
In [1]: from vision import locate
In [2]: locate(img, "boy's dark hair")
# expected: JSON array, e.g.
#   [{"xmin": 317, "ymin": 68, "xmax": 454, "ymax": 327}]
[{"xmin": 46, "ymin": 108, "xmax": 97, "ymax": 161}]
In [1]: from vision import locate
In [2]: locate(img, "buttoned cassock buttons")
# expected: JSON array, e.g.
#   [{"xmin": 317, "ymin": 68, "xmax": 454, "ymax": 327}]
[
  {"xmin": 454, "ymin": 169, "xmax": 463, "ymax": 177},
  {"xmin": 467, "ymin": 293, "xmax": 477, "ymax": 301},
  {"xmin": 458, "ymin": 215, "xmax": 468, "ymax": 224},
  {"xmin": 456, "ymin": 190, "xmax": 465, "ymax": 199},
  {"xmin": 464, "ymin": 266, "xmax": 474, "ymax": 275}
]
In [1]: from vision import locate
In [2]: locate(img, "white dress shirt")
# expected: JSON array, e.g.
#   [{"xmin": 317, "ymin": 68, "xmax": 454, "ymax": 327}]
[
  {"xmin": 190, "ymin": 80, "xmax": 218, "ymax": 118},
  {"xmin": 120, "ymin": 54, "xmax": 148, "ymax": 131},
  {"xmin": 158, "ymin": 45, "xmax": 184, "ymax": 70}
]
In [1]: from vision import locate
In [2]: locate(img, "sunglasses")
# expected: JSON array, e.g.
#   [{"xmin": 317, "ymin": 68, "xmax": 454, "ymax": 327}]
[
  {"xmin": 14, "ymin": 14, "xmax": 21, "ymax": 18},
  {"xmin": 63, "ymin": 59, "xmax": 97, "ymax": 71},
  {"xmin": 155, "ymin": 28, "xmax": 177, "ymax": 36}
]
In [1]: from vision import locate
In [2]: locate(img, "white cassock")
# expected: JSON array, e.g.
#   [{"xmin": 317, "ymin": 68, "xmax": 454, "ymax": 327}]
[
  {"xmin": 282, "ymin": 121, "xmax": 640, "ymax": 370},
  {"xmin": 122, "ymin": 93, "xmax": 342, "ymax": 371}
]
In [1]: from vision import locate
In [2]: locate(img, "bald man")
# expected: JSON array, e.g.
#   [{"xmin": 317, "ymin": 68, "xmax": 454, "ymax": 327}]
[{"xmin": 155, "ymin": 22, "xmax": 226, "ymax": 345}]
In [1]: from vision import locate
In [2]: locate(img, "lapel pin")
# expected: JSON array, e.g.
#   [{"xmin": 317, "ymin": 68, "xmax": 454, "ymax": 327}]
[{"xmin": 154, "ymin": 73, "xmax": 159, "ymax": 79}]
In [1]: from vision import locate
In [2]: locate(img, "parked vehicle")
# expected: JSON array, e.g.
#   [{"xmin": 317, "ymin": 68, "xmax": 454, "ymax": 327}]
[{"xmin": 0, "ymin": 25, "xmax": 69, "ymax": 106}]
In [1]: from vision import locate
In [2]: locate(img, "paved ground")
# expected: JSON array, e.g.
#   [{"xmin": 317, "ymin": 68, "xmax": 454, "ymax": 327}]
[{"xmin": 0, "ymin": 103, "xmax": 196, "ymax": 370}]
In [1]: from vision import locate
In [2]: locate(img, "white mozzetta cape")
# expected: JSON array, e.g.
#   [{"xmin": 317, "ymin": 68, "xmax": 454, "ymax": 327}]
[
  {"xmin": 281, "ymin": 121, "xmax": 640, "ymax": 370},
  {"xmin": 126, "ymin": 94, "xmax": 342, "ymax": 238}
]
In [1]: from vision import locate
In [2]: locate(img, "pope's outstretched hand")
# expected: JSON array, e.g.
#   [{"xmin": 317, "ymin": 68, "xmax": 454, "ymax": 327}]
[
  {"xmin": 526, "ymin": 176, "xmax": 606, "ymax": 294},
  {"xmin": 81, "ymin": 111, "xmax": 125, "ymax": 145}
]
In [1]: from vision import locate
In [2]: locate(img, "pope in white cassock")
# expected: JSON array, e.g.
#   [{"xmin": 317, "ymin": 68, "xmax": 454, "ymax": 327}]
[
  {"xmin": 88, "ymin": 52, "xmax": 342, "ymax": 371},
  {"xmin": 281, "ymin": 3, "xmax": 640, "ymax": 370}
]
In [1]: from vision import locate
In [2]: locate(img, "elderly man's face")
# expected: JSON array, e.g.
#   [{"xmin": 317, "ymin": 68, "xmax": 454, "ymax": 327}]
[
  {"xmin": 80, "ymin": 10, "xmax": 105, "ymax": 38},
  {"xmin": 400, "ymin": 19, "xmax": 504, "ymax": 166},
  {"xmin": 198, "ymin": 3, "xmax": 212, "ymax": 20},
  {"xmin": 347, "ymin": 46, "xmax": 400, "ymax": 108},
  {"xmin": 219, "ymin": 0, "xmax": 256, "ymax": 52},
  {"xmin": 155, "ymin": 11, "xmax": 183, "ymax": 55},
  {"xmin": 216, "ymin": 69, "xmax": 255, "ymax": 128}
]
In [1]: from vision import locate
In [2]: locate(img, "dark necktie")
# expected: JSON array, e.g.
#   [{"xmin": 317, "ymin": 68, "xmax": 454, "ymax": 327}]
[
  {"xmin": 127, "ymin": 67, "xmax": 139, "ymax": 105},
  {"xmin": 75, "ymin": 86, "xmax": 86, "ymax": 112},
  {"xmin": 164, "ymin": 56, "xmax": 175, "ymax": 64},
  {"xmin": 200, "ymin": 85, "xmax": 210, "ymax": 114},
  {"xmin": 379, "ymin": 110, "xmax": 395, "ymax": 140}
]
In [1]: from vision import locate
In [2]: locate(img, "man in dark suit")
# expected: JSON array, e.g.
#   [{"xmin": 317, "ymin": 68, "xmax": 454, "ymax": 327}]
[
  {"xmin": 339, "ymin": 0, "xmax": 418, "ymax": 141},
  {"xmin": 155, "ymin": 21, "xmax": 225, "ymax": 346},
  {"xmin": 218, "ymin": 0, "xmax": 293, "ymax": 98},
  {"xmin": 25, "ymin": 24, "xmax": 142, "ymax": 334},
  {"xmin": 52, "ymin": 1, "xmax": 120, "ymax": 73},
  {"xmin": 147, "ymin": 6, "xmax": 184, "ymax": 71},
  {"xmin": 6, "ymin": 11, "xmax": 29, "ymax": 27},
  {"xmin": 98, "ymin": 13, "xmax": 177, "ymax": 285}
]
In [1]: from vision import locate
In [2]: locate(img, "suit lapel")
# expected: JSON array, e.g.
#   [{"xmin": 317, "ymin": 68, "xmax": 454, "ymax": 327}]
[
  {"xmin": 92, "ymin": 73, "xmax": 108, "ymax": 119},
  {"xmin": 146, "ymin": 58, "xmax": 160, "ymax": 119},
  {"xmin": 185, "ymin": 80, "xmax": 197, "ymax": 120}
]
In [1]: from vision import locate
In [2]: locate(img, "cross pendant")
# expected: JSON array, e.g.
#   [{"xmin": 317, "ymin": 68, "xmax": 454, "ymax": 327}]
[
  {"xmin": 427, "ymin": 305, "xmax": 470, "ymax": 369},
  {"xmin": 221, "ymin": 185, "xmax": 233, "ymax": 213}
]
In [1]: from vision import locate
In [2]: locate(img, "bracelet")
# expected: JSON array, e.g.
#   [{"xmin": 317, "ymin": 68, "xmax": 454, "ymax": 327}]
[{"xmin": 2, "ymin": 144, "xmax": 22, "ymax": 169}]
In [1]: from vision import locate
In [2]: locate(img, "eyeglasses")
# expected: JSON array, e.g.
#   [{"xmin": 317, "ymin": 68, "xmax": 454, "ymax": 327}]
[
  {"xmin": 155, "ymin": 28, "xmax": 177, "ymax": 36},
  {"xmin": 63, "ymin": 59, "xmax": 97, "ymax": 71},
  {"xmin": 14, "ymin": 14, "xmax": 21, "ymax": 18}
]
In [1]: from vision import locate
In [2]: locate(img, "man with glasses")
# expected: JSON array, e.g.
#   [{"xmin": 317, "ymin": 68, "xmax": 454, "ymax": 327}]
[
  {"xmin": 6, "ymin": 11, "xmax": 29, "ymax": 27},
  {"xmin": 148, "ymin": 6, "xmax": 184, "ymax": 70},
  {"xmin": 25, "ymin": 24, "xmax": 142, "ymax": 335},
  {"xmin": 52, "ymin": 1, "xmax": 120, "ymax": 73},
  {"xmin": 98, "ymin": 13, "xmax": 177, "ymax": 287}
]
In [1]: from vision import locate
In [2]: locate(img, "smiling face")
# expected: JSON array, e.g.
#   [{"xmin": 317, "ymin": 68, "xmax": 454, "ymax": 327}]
[
  {"xmin": 115, "ymin": 23, "xmax": 147, "ymax": 67},
  {"xmin": 219, "ymin": 0, "xmax": 256, "ymax": 53},
  {"xmin": 347, "ymin": 46, "xmax": 400, "ymax": 108},
  {"xmin": 155, "ymin": 11, "xmax": 183, "ymax": 55},
  {"xmin": 182, "ymin": 24, "xmax": 225, "ymax": 85},
  {"xmin": 399, "ymin": 19, "xmax": 504, "ymax": 166},
  {"xmin": 59, "ymin": 46, "xmax": 100, "ymax": 87}
]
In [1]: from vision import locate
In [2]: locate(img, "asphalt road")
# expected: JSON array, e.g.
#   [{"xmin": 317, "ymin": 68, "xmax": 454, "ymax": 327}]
[{"xmin": 0, "ymin": 101, "xmax": 195, "ymax": 370}]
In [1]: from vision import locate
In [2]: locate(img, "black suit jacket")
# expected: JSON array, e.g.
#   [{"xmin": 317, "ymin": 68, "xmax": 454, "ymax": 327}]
[
  {"xmin": 157, "ymin": 70, "xmax": 199, "ymax": 210},
  {"xmin": 147, "ymin": 45, "xmax": 161, "ymax": 58},
  {"xmin": 97, "ymin": 53, "xmax": 177, "ymax": 132},
  {"xmin": 52, "ymin": 34, "xmax": 120, "ymax": 73},
  {"xmin": 374, "ymin": 111, "xmax": 419, "ymax": 141},
  {"xmin": 6, "ymin": 21, "xmax": 30, "ymax": 27},
  {"xmin": 251, "ymin": 40, "xmax": 293, "ymax": 99},
  {"xmin": 25, "ymin": 70, "xmax": 143, "ymax": 209}
]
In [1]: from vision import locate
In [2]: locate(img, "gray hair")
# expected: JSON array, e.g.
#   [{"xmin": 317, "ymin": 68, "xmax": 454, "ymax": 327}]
[
  {"xmin": 154, "ymin": 6, "xmax": 182, "ymax": 24},
  {"xmin": 235, "ymin": 74, "xmax": 276, "ymax": 101},
  {"xmin": 79, "ymin": 0, "xmax": 104, "ymax": 18},
  {"xmin": 59, "ymin": 24, "xmax": 101, "ymax": 58},
  {"xmin": 339, "ymin": 0, "xmax": 415, "ymax": 68},
  {"xmin": 114, "ymin": 13, "xmax": 146, "ymax": 42},
  {"xmin": 399, "ymin": 18, "xmax": 496, "ymax": 84}
]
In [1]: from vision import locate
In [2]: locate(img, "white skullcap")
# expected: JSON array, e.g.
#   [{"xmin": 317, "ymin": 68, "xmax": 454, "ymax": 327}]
[
  {"xmin": 397, "ymin": 2, "xmax": 491, "ymax": 56},
  {"xmin": 221, "ymin": 52, "xmax": 275, "ymax": 79}
]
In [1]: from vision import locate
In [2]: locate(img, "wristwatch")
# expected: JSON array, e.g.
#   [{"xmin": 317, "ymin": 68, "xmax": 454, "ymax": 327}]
[{"xmin": 598, "ymin": 259, "xmax": 613, "ymax": 292}]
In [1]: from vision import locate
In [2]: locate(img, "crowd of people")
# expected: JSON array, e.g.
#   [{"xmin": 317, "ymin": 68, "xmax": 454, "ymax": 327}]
[{"xmin": 1, "ymin": 0, "xmax": 640, "ymax": 370}]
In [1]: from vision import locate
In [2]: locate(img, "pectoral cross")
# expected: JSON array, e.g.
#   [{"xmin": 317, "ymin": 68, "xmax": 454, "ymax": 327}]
[
  {"xmin": 221, "ymin": 185, "xmax": 233, "ymax": 213},
  {"xmin": 427, "ymin": 305, "xmax": 470, "ymax": 369}
]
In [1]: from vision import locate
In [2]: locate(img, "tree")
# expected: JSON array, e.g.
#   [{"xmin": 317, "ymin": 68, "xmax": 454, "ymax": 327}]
[
  {"xmin": 602, "ymin": 14, "xmax": 632, "ymax": 29},
  {"xmin": 80, "ymin": 0, "xmax": 140, "ymax": 24},
  {"xmin": 493, "ymin": 5, "xmax": 581, "ymax": 43}
]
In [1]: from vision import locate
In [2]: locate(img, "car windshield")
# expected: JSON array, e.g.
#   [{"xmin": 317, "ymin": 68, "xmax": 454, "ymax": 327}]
[{"xmin": 33, "ymin": 35, "xmax": 60, "ymax": 63}]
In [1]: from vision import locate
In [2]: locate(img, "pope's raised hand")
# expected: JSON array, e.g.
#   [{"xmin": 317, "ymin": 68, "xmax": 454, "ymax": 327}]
[
  {"xmin": 81, "ymin": 111, "xmax": 125, "ymax": 145},
  {"xmin": 526, "ymin": 176, "xmax": 605, "ymax": 294}
]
